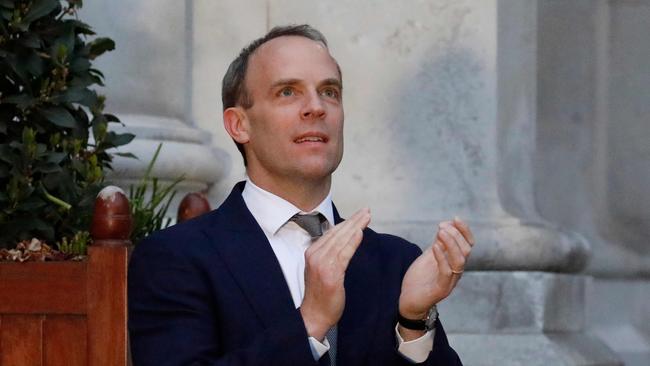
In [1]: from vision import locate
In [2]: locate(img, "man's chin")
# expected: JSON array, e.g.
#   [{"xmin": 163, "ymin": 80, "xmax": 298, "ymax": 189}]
[{"xmin": 292, "ymin": 162, "xmax": 339, "ymax": 182}]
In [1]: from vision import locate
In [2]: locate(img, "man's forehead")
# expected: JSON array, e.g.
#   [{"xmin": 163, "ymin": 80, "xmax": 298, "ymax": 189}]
[
  {"xmin": 247, "ymin": 36, "xmax": 340, "ymax": 81},
  {"xmin": 253, "ymin": 35, "xmax": 330, "ymax": 60}
]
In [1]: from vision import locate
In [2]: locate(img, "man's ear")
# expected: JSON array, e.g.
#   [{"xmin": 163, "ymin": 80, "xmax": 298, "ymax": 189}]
[{"xmin": 223, "ymin": 107, "xmax": 250, "ymax": 144}]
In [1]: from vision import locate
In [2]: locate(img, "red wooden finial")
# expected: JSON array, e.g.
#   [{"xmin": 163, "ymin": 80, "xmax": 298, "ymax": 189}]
[
  {"xmin": 177, "ymin": 192, "xmax": 211, "ymax": 223},
  {"xmin": 90, "ymin": 186, "xmax": 133, "ymax": 246}
]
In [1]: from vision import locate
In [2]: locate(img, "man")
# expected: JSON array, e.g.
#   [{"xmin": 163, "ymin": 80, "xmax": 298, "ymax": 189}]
[{"xmin": 129, "ymin": 24, "xmax": 474, "ymax": 366}]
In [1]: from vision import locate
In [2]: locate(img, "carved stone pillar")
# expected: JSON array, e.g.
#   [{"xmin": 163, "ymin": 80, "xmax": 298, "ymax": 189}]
[
  {"xmin": 536, "ymin": 1, "xmax": 650, "ymax": 365},
  {"xmin": 81, "ymin": 1, "xmax": 228, "ymax": 214}
]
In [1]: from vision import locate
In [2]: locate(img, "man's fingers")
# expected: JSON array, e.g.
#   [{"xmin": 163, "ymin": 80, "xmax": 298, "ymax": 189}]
[
  {"xmin": 308, "ymin": 208, "xmax": 370, "ymax": 266},
  {"xmin": 437, "ymin": 224, "xmax": 466, "ymax": 273},
  {"xmin": 441, "ymin": 223, "xmax": 472, "ymax": 257},
  {"xmin": 309, "ymin": 208, "xmax": 367, "ymax": 253},
  {"xmin": 334, "ymin": 209, "xmax": 370, "ymax": 249},
  {"xmin": 432, "ymin": 242, "xmax": 453, "ymax": 286},
  {"xmin": 453, "ymin": 217, "xmax": 475, "ymax": 246},
  {"xmin": 323, "ymin": 209, "xmax": 367, "ymax": 248},
  {"xmin": 330, "ymin": 209, "xmax": 370, "ymax": 263},
  {"xmin": 336, "ymin": 226, "xmax": 366, "ymax": 268}
]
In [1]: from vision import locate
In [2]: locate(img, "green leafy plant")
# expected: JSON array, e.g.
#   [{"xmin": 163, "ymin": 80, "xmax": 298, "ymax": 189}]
[
  {"xmin": 128, "ymin": 143, "xmax": 183, "ymax": 245},
  {"xmin": 0, "ymin": 0, "xmax": 134, "ymax": 249},
  {"xmin": 57, "ymin": 229, "xmax": 88, "ymax": 256}
]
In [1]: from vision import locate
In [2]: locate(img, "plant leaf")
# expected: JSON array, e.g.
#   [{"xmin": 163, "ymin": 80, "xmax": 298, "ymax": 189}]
[
  {"xmin": 16, "ymin": 196, "xmax": 47, "ymax": 211},
  {"xmin": 2, "ymin": 94, "xmax": 37, "ymax": 109},
  {"xmin": 104, "ymin": 113, "xmax": 120, "ymax": 123},
  {"xmin": 18, "ymin": 33, "xmax": 42, "ymax": 48},
  {"xmin": 88, "ymin": 68, "xmax": 104, "ymax": 78},
  {"xmin": 22, "ymin": 0, "xmax": 59, "ymax": 24},
  {"xmin": 35, "ymin": 161, "xmax": 62, "ymax": 173},
  {"xmin": 105, "ymin": 131, "xmax": 135, "ymax": 147},
  {"xmin": 79, "ymin": 89, "xmax": 99, "ymax": 107},
  {"xmin": 50, "ymin": 24, "xmax": 75, "ymax": 66},
  {"xmin": 114, "ymin": 152, "xmax": 137, "ymax": 159},
  {"xmin": 0, "ymin": 144, "xmax": 15, "ymax": 164},
  {"xmin": 65, "ymin": 19, "xmax": 95, "ymax": 35},
  {"xmin": 70, "ymin": 57, "xmax": 91, "ymax": 73},
  {"xmin": 4, "ymin": 53, "xmax": 31, "ymax": 89},
  {"xmin": 24, "ymin": 52, "xmax": 45, "ymax": 77},
  {"xmin": 88, "ymin": 37, "xmax": 115, "ymax": 59},
  {"xmin": 40, "ymin": 107, "xmax": 77, "ymax": 128},
  {"xmin": 46, "ymin": 152, "xmax": 67, "ymax": 164},
  {"xmin": 51, "ymin": 86, "xmax": 95, "ymax": 105},
  {"xmin": 69, "ymin": 73, "xmax": 102, "ymax": 88}
]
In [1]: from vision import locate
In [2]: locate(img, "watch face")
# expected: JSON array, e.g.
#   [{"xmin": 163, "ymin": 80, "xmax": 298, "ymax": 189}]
[{"xmin": 425, "ymin": 306, "xmax": 438, "ymax": 330}]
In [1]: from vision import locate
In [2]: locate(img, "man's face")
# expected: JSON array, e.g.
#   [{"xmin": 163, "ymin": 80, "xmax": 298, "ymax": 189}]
[{"xmin": 240, "ymin": 36, "xmax": 344, "ymax": 184}]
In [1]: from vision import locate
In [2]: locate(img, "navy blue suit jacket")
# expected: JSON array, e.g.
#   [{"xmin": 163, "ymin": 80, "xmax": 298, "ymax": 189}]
[{"xmin": 128, "ymin": 182, "xmax": 462, "ymax": 365}]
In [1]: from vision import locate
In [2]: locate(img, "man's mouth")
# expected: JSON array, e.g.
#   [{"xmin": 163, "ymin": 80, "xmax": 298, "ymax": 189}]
[
  {"xmin": 294, "ymin": 133, "xmax": 328, "ymax": 143},
  {"xmin": 295, "ymin": 137, "xmax": 324, "ymax": 143}
]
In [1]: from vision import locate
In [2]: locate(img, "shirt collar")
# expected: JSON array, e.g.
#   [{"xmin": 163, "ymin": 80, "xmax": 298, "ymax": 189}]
[{"xmin": 241, "ymin": 178, "xmax": 335, "ymax": 236}]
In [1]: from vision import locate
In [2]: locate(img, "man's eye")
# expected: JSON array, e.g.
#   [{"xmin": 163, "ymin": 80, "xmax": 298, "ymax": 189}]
[
  {"xmin": 279, "ymin": 88, "xmax": 294, "ymax": 97},
  {"xmin": 321, "ymin": 88, "xmax": 340, "ymax": 99}
]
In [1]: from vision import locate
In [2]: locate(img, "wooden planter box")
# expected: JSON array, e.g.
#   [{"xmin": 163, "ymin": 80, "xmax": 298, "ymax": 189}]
[
  {"xmin": 0, "ymin": 190, "xmax": 207, "ymax": 365},
  {"xmin": 0, "ymin": 188, "xmax": 136, "ymax": 366},
  {"xmin": 0, "ymin": 245, "xmax": 129, "ymax": 366}
]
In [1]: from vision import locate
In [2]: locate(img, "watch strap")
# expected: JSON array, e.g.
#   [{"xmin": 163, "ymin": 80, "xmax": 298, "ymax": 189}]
[
  {"xmin": 397, "ymin": 312, "xmax": 427, "ymax": 330},
  {"xmin": 397, "ymin": 306, "xmax": 438, "ymax": 331}
]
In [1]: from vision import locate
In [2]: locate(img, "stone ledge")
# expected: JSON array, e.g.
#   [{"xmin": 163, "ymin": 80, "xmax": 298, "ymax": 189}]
[
  {"xmin": 439, "ymin": 272, "xmax": 586, "ymax": 333},
  {"xmin": 448, "ymin": 333, "xmax": 621, "ymax": 366},
  {"xmin": 374, "ymin": 219, "xmax": 590, "ymax": 272}
]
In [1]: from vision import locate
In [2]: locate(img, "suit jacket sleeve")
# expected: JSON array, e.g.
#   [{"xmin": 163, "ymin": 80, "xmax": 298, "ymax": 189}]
[
  {"xmin": 128, "ymin": 233, "xmax": 319, "ymax": 366},
  {"xmin": 406, "ymin": 318, "xmax": 463, "ymax": 366},
  {"xmin": 395, "ymin": 241, "xmax": 463, "ymax": 366}
]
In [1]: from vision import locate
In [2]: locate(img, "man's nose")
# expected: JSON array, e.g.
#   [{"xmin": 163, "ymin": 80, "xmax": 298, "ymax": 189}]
[{"xmin": 301, "ymin": 92, "xmax": 326, "ymax": 120}]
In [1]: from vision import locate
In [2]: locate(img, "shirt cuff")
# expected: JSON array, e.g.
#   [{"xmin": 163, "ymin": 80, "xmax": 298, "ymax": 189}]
[
  {"xmin": 395, "ymin": 324, "xmax": 435, "ymax": 363},
  {"xmin": 308, "ymin": 336, "xmax": 330, "ymax": 360}
]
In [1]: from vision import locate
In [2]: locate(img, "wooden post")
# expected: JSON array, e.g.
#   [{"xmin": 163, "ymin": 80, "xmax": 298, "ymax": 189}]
[
  {"xmin": 88, "ymin": 186, "xmax": 132, "ymax": 366},
  {"xmin": 177, "ymin": 192, "xmax": 211, "ymax": 223}
]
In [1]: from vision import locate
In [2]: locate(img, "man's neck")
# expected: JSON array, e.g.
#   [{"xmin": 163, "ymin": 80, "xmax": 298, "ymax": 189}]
[{"xmin": 246, "ymin": 172, "xmax": 331, "ymax": 212}]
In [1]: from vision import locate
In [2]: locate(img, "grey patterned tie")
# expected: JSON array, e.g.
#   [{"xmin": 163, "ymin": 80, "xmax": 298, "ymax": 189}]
[
  {"xmin": 290, "ymin": 213, "xmax": 337, "ymax": 365},
  {"xmin": 290, "ymin": 212, "xmax": 326, "ymax": 238}
]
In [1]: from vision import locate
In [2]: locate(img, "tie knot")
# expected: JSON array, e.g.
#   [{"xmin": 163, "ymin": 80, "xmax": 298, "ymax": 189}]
[{"xmin": 290, "ymin": 213, "xmax": 326, "ymax": 238}]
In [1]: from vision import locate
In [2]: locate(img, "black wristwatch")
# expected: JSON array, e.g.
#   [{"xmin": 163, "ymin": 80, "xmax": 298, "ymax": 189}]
[{"xmin": 397, "ymin": 305, "xmax": 438, "ymax": 331}]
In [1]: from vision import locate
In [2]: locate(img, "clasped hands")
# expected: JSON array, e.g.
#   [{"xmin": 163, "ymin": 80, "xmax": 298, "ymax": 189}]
[{"xmin": 299, "ymin": 208, "xmax": 475, "ymax": 342}]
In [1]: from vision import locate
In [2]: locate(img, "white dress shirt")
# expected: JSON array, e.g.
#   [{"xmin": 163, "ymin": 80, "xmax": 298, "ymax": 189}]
[{"xmin": 241, "ymin": 179, "xmax": 434, "ymax": 363}]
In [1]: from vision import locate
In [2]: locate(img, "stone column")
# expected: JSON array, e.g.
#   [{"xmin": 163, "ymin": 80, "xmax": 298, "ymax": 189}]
[
  {"xmin": 266, "ymin": 0, "xmax": 617, "ymax": 364},
  {"xmin": 536, "ymin": 1, "xmax": 650, "ymax": 365},
  {"xmin": 80, "ymin": 1, "xmax": 227, "ymax": 213},
  {"xmin": 592, "ymin": 6, "xmax": 650, "ymax": 363}
]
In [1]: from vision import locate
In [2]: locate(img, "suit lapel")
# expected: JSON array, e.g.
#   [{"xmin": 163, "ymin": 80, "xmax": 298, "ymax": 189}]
[{"xmin": 203, "ymin": 182, "xmax": 298, "ymax": 329}]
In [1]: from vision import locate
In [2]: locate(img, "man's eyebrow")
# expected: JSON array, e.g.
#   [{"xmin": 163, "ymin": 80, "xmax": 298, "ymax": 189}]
[
  {"xmin": 319, "ymin": 78, "xmax": 343, "ymax": 90},
  {"xmin": 269, "ymin": 78, "xmax": 343, "ymax": 89},
  {"xmin": 269, "ymin": 78, "xmax": 301, "ymax": 89}
]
